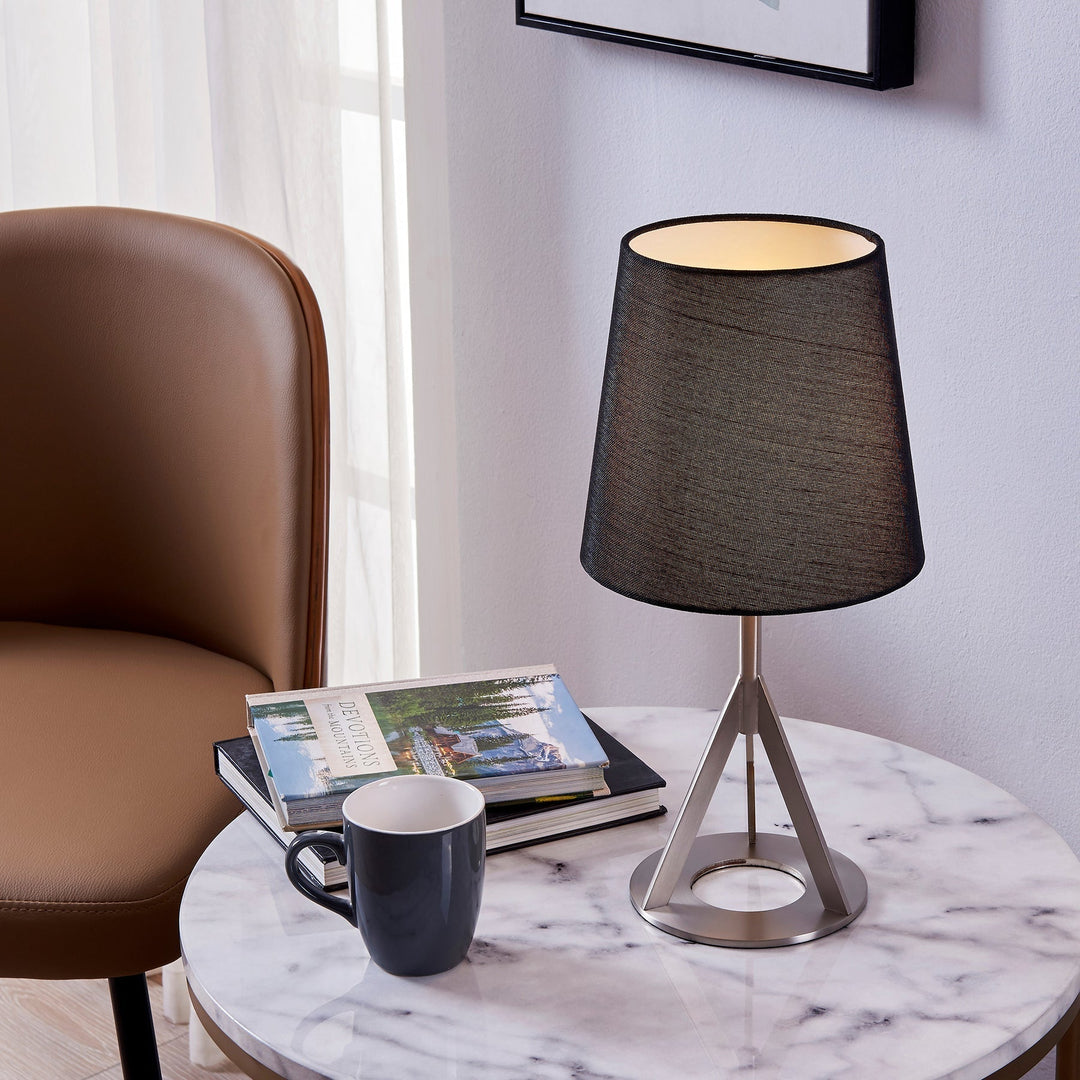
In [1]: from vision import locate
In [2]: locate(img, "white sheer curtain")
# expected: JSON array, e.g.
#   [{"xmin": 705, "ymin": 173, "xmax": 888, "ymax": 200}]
[{"xmin": 0, "ymin": 0, "xmax": 417, "ymax": 686}]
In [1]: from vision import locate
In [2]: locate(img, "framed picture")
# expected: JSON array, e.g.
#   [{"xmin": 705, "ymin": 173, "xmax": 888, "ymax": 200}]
[{"xmin": 516, "ymin": 0, "xmax": 915, "ymax": 91}]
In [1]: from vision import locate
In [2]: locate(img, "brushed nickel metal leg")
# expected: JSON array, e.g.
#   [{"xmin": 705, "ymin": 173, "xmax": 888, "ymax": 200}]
[
  {"xmin": 630, "ymin": 616, "xmax": 867, "ymax": 946},
  {"xmin": 746, "ymin": 735, "xmax": 757, "ymax": 847},
  {"xmin": 743, "ymin": 616, "xmax": 757, "ymax": 847},
  {"xmin": 754, "ymin": 679, "xmax": 853, "ymax": 916},
  {"xmin": 640, "ymin": 681, "xmax": 742, "ymax": 909}
]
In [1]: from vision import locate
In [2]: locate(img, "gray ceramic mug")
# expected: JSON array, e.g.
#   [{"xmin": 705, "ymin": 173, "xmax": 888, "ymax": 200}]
[{"xmin": 285, "ymin": 774, "xmax": 486, "ymax": 976}]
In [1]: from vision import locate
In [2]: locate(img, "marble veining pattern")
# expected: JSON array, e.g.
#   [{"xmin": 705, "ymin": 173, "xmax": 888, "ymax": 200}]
[{"xmin": 181, "ymin": 709, "xmax": 1080, "ymax": 1079}]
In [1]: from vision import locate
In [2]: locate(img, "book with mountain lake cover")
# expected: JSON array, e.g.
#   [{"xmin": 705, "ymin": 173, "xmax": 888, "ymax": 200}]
[
  {"xmin": 215, "ymin": 718, "xmax": 666, "ymax": 888},
  {"xmin": 247, "ymin": 665, "xmax": 610, "ymax": 830}
]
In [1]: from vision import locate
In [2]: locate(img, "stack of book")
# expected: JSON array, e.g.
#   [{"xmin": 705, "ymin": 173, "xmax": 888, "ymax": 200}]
[{"xmin": 216, "ymin": 665, "xmax": 665, "ymax": 889}]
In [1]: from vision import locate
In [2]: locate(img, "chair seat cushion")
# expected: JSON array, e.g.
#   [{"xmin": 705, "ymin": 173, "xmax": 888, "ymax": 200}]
[{"xmin": 0, "ymin": 622, "xmax": 273, "ymax": 978}]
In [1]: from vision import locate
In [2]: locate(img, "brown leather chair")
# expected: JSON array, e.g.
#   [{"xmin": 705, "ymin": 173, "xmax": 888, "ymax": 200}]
[{"xmin": 0, "ymin": 207, "xmax": 329, "ymax": 1078}]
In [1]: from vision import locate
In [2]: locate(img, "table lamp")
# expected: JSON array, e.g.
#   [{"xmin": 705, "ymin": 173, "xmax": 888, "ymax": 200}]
[{"xmin": 581, "ymin": 214, "xmax": 924, "ymax": 947}]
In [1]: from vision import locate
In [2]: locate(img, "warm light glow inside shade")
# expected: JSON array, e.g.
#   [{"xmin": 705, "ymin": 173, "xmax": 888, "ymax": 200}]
[{"xmin": 629, "ymin": 218, "xmax": 877, "ymax": 271}]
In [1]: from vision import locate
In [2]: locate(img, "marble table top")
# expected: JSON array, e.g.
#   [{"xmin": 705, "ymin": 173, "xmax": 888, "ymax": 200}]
[{"xmin": 181, "ymin": 708, "xmax": 1080, "ymax": 1080}]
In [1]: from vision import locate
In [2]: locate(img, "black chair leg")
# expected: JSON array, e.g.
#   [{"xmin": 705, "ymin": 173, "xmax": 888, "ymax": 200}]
[{"xmin": 108, "ymin": 973, "xmax": 163, "ymax": 1080}]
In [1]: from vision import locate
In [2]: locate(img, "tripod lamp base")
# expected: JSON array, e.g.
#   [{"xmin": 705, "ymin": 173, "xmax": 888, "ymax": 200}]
[{"xmin": 630, "ymin": 831, "xmax": 868, "ymax": 948}]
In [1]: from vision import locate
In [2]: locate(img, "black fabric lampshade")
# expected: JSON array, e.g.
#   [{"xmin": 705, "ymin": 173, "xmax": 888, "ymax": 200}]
[{"xmin": 581, "ymin": 214, "xmax": 924, "ymax": 616}]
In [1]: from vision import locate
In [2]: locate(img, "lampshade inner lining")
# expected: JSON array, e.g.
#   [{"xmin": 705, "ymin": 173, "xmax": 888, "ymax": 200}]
[{"xmin": 629, "ymin": 219, "xmax": 877, "ymax": 271}]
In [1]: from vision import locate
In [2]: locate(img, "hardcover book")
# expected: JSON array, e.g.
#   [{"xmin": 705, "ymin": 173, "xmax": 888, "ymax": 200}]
[
  {"xmin": 247, "ymin": 665, "xmax": 611, "ymax": 830},
  {"xmin": 215, "ymin": 717, "xmax": 666, "ymax": 889}
]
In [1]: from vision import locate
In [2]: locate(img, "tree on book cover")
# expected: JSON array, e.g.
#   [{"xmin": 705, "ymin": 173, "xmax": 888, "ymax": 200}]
[{"xmin": 249, "ymin": 669, "xmax": 607, "ymax": 804}]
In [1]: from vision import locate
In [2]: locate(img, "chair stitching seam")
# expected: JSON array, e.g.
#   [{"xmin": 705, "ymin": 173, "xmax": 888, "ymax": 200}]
[{"xmin": 0, "ymin": 877, "xmax": 188, "ymax": 911}]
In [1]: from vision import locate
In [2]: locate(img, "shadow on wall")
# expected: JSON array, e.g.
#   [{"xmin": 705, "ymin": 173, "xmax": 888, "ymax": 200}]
[{"xmin": 914, "ymin": 0, "xmax": 983, "ymax": 116}]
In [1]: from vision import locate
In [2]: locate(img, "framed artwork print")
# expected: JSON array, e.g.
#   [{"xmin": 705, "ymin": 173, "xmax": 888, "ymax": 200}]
[{"xmin": 516, "ymin": 0, "xmax": 915, "ymax": 91}]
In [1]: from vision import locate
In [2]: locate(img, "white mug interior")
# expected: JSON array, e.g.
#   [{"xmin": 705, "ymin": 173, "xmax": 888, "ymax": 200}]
[{"xmin": 343, "ymin": 774, "xmax": 485, "ymax": 835}]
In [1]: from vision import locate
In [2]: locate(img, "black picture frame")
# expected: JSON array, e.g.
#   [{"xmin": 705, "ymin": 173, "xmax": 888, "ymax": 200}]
[{"xmin": 516, "ymin": 1, "xmax": 914, "ymax": 92}]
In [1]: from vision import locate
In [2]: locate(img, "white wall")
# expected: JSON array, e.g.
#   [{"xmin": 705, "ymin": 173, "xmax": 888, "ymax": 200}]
[{"xmin": 408, "ymin": 0, "xmax": 1079, "ymax": 886}]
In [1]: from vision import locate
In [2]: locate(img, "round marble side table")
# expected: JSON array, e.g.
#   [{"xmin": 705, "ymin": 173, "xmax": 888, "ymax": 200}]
[{"xmin": 181, "ymin": 708, "xmax": 1080, "ymax": 1080}]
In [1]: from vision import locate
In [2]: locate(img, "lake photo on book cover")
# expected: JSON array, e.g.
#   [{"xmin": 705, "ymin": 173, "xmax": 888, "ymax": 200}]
[
  {"xmin": 248, "ymin": 668, "xmax": 608, "ymax": 807},
  {"xmin": 365, "ymin": 673, "xmax": 602, "ymax": 777}
]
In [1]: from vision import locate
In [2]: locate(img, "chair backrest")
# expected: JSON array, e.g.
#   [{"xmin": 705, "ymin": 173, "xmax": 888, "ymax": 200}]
[{"xmin": 0, "ymin": 207, "xmax": 328, "ymax": 690}]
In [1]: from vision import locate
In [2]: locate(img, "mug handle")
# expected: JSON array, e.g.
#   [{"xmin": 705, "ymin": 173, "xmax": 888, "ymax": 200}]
[{"xmin": 284, "ymin": 831, "xmax": 355, "ymax": 925}]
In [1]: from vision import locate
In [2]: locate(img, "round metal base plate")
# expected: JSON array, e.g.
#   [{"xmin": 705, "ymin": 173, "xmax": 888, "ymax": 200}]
[{"xmin": 629, "ymin": 832, "xmax": 868, "ymax": 948}]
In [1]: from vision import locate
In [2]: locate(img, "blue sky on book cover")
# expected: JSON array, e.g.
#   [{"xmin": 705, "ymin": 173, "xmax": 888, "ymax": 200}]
[{"xmin": 250, "ymin": 672, "xmax": 606, "ymax": 802}]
